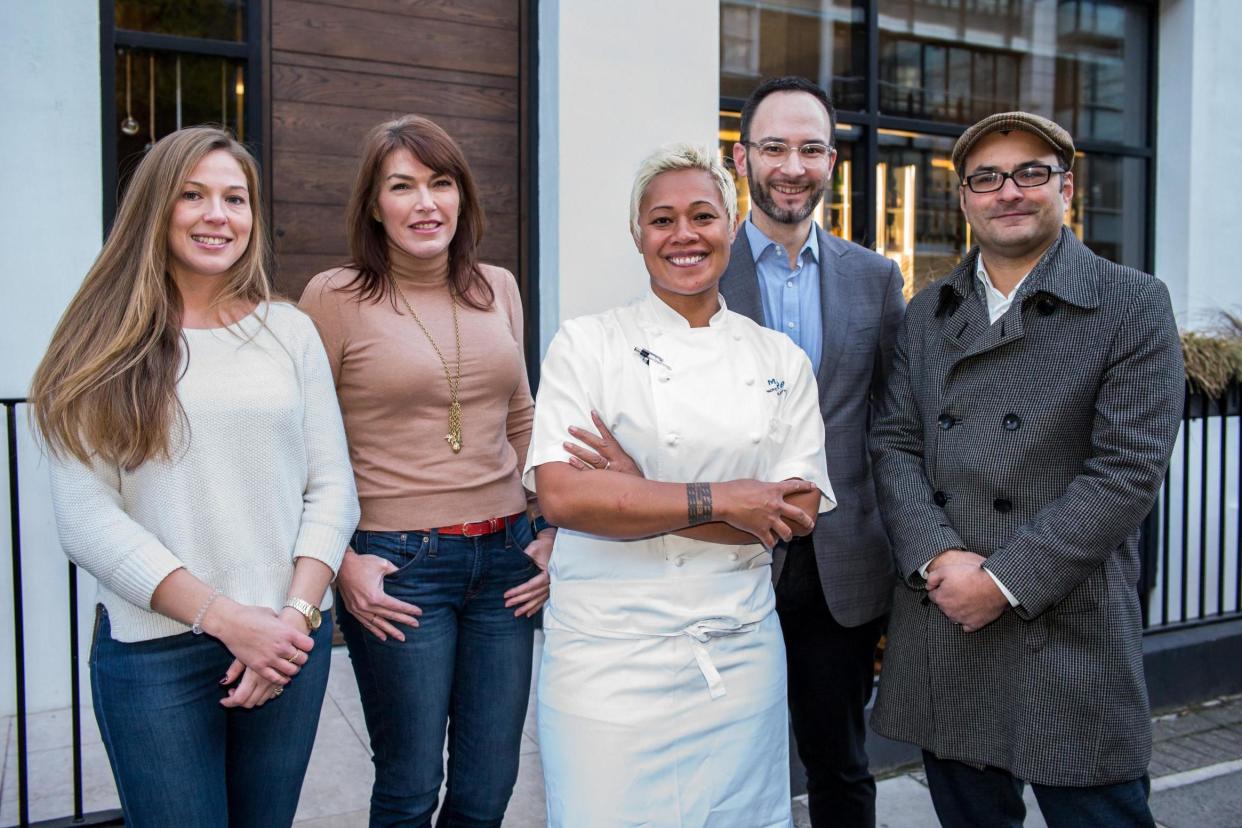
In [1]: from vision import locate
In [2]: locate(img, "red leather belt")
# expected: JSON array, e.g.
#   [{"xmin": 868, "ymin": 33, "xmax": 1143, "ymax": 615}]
[{"xmin": 422, "ymin": 513, "xmax": 523, "ymax": 537}]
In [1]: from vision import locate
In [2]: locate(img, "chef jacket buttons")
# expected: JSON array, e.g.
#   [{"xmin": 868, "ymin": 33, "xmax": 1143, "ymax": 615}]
[
  {"xmin": 1036, "ymin": 297, "xmax": 1058, "ymax": 316},
  {"xmin": 933, "ymin": 491, "xmax": 949, "ymax": 506},
  {"xmin": 938, "ymin": 413, "xmax": 956, "ymax": 430},
  {"xmin": 745, "ymin": 377, "xmax": 755, "ymax": 386},
  {"xmin": 1002, "ymin": 413, "xmax": 1021, "ymax": 431},
  {"xmin": 673, "ymin": 556, "xmax": 685, "ymax": 567},
  {"xmin": 658, "ymin": 375, "xmax": 670, "ymax": 383},
  {"xmin": 727, "ymin": 552, "xmax": 739, "ymax": 561},
  {"xmin": 666, "ymin": 434, "xmax": 679, "ymax": 446},
  {"xmin": 993, "ymin": 497, "xmax": 1013, "ymax": 513},
  {"xmin": 750, "ymin": 433, "xmax": 762, "ymax": 444}
]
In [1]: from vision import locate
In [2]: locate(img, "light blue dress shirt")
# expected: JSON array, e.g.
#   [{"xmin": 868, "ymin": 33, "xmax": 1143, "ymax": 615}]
[{"xmin": 744, "ymin": 218, "xmax": 823, "ymax": 372}]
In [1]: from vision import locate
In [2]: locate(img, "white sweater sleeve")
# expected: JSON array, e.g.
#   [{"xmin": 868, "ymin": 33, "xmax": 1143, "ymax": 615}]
[
  {"xmin": 291, "ymin": 319, "xmax": 360, "ymax": 574},
  {"xmin": 48, "ymin": 453, "xmax": 185, "ymax": 609}
]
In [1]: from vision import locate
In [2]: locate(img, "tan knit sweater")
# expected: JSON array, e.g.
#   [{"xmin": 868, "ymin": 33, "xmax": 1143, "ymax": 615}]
[{"xmin": 299, "ymin": 249, "xmax": 535, "ymax": 531}]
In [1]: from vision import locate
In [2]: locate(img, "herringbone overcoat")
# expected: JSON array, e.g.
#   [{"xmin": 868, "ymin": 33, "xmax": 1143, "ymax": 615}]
[
  {"xmin": 720, "ymin": 226, "xmax": 906, "ymax": 626},
  {"xmin": 868, "ymin": 228, "xmax": 1184, "ymax": 786}
]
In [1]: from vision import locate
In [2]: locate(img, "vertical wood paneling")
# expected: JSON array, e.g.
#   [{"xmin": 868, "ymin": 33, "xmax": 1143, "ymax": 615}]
[{"xmin": 268, "ymin": 0, "xmax": 522, "ymax": 300}]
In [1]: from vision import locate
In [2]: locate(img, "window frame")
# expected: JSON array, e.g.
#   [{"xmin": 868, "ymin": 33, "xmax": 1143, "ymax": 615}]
[
  {"xmin": 98, "ymin": 0, "xmax": 264, "ymax": 233},
  {"xmin": 719, "ymin": 0, "xmax": 1158, "ymax": 273}
]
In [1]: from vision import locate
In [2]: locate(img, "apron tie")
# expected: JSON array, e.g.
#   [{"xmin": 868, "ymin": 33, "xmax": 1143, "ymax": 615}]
[{"xmin": 679, "ymin": 618, "xmax": 757, "ymax": 699}]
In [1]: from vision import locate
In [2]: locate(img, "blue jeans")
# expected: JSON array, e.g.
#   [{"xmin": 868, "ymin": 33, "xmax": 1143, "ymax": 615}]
[
  {"xmin": 922, "ymin": 751, "xmax": 1156, "ymax": 828},
  {"xmin": 340, "ymin": 517, "xmax": 538, "ymax": 828},
  {"xmin": 90, "ymin": 605, "xmax": 332, "ymax": 828}
]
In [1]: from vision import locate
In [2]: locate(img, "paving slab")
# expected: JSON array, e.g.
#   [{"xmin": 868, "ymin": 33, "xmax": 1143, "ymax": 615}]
[{"xmin": 1151, "ymin": 768, "xmax": 1242, "ymax": 828}]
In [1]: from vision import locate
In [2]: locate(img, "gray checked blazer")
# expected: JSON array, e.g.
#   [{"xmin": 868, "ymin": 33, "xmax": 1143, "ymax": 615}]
[
  {"xmin": 720, "ymin": 224, "xmax": 906, "ymax": 627},
  {"xmin": 868, "ymin": 227, "xmax": 1184, "ymax": 786}
]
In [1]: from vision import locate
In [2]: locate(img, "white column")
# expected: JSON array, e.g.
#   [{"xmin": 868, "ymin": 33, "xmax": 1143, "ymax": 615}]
[
  {"xmin": 0, "ymin": 1, "xmax": 102, "ymax": 716},
  {"xmin": 538, "ymin": 0, "xmax": 720, "ymax": 350},
  {"xmin": 1156, "ymin": 0, "xmax": 1242, "ymax": 328}
]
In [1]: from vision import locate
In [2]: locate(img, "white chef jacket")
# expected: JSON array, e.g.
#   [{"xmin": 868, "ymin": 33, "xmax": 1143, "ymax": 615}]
[{"xmin": 523, "ymin": 289, "xmax": 834, "ymax": 702}]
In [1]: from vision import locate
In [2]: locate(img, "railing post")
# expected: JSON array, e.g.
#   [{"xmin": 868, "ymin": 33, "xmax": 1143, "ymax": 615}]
[{"xmin": 5, "ymin": 401, "xmax": 29, "ymax": 827}]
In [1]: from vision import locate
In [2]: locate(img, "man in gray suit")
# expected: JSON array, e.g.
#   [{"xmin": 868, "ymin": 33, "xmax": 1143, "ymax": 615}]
[
  {"xmin": 719, "ymin": 76, "xmax": 905, "ymax": 828},
  {"xmin": 869, "ymin": 112, "xmax": 1184, "ymax": 827}
]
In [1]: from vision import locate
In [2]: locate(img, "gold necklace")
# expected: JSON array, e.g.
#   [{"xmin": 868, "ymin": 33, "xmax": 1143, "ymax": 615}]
[{"xmin": 394, "ymin": 281, "xmax": 464, "ymax": 453}]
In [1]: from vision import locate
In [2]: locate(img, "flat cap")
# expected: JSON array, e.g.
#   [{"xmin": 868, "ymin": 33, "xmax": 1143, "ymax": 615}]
[{"xmin": 952, "ymin": 111, "xmax": 1075, "ymax": 177}]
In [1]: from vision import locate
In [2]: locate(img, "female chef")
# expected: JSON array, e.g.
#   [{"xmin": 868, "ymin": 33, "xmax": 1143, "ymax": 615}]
[{"xmin": 524, "ymin": 142, "xmax": 834, "ymax": 827}]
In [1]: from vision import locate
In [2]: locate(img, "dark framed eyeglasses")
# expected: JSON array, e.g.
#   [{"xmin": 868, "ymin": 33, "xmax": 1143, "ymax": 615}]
[
  {"xmin": 744, "ymin": 140, "xmax": 835, "ymax": 167},
  {"xmin": 962, "ymin": 164, "xmax": 1068, "ymax": 194}
]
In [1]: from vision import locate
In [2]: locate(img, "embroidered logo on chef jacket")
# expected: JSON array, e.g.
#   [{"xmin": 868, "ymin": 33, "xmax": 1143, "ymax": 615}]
[{"xmin": 766, "ymin": 378, "xmax": 787, "ymax": 396}]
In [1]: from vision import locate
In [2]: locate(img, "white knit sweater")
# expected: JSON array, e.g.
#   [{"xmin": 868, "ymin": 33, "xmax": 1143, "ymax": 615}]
[{"xmin": 49, "ymin": 302, "xmax": 360, "ymax": 643}]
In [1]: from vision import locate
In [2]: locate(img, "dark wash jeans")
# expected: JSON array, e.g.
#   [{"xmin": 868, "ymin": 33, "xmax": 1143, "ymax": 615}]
[
  {"xmin": 922, "ymin": 751, "xmax": 1156, "ymax": 828},
  {"xmin": 340, "ymin": 516, "xmax": 538, "ymax": 828},
  {"xmin": 90, "ymin": 605, "xmax": 332, "ymax": 828}
]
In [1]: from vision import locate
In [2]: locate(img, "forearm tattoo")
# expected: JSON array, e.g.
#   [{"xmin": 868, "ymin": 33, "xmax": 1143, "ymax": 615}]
[{"xmin": 687, "ymin": 482, "xmax": 713, "ymax": 526}]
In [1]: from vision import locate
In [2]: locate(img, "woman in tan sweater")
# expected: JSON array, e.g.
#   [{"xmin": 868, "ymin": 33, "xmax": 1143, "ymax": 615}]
[{"xmin": 299, "ymin": 115, "xmax": 551, "ymax": 827}]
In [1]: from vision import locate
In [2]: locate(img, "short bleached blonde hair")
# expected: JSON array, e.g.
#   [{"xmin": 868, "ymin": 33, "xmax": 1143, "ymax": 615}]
[{"xmin": 629, "ymin": 143, "xmax": 737, "ymax": 245}]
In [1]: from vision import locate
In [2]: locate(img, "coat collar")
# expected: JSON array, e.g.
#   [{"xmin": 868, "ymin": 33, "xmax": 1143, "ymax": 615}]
[{"xmin": 938, "ymin": 226, "xmax": 1101, "ymax": 315}]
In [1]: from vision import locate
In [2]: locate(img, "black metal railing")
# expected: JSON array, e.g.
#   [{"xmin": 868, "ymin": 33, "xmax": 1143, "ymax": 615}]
[
  {"xmin": 3, "ymin": 397, "xmax": 121, "ymax": 828},
  {"xmin": 1143, "ymin": 381, "xmax": 1242, "ymax": 631}
]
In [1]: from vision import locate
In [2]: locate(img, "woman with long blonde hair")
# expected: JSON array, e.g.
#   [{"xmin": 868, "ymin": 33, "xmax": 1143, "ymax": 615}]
[{"xmin": 30, "ymin": 126, "xmax": 359, "ymax": 827}]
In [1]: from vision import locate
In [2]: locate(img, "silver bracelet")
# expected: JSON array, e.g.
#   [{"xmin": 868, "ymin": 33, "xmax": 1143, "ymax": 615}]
[{"xmin": 191, "ymin": 588, "xmax": 223, "ymax": 635}]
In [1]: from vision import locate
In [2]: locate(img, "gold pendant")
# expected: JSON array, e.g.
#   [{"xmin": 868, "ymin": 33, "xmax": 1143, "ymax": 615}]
[{"xmin": 446, "ymin": 401, "xmax": 463, "ymax": 453}]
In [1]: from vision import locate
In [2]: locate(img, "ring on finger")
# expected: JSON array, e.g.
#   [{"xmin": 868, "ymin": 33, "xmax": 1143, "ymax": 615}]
[
  {"xmin": 285, "ymin": 650, "xmax": 300, "ymax": 664},
  {"xmin": 602, "ymin": 459, "xmax": 611, "ymax": 471},
  {"xmin": 273, "ymin": 686, "xmax": 284, "ymax": 697}
]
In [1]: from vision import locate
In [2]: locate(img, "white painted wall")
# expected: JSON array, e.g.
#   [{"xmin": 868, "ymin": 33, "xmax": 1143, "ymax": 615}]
[
  {"xmin": 1, "ymin": 0, "xmax": 103, "ymax": 715},
  {"xmin": 1156, "ymin": 0, "xmax": 1242, "ymax": 330},
  {"xmin": 537, "ymin": 0, "xmax": 720, "ymax": 351}
]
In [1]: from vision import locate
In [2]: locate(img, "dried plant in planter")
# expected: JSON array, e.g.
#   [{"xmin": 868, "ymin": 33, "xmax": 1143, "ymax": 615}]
[{"xmin": 1181, "ymin": 310, "xmax": 1242, "ymax": 397}]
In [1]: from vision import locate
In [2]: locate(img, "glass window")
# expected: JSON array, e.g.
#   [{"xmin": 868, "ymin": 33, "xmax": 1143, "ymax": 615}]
[
  {"xmin": 114, "ymin": 49, "xmax": 247, "ymax": 195},
  {"xmin": 116, "ymin": 0, "xmax": 247, "ymax": 41},
  {"xmin": 877, "ymin": 130, "xmax": 964, "ymax": 297},
  {"xmin": 720, "ymin": 0, "xmax": 867, "ymax": 111},
  {"xmin": 1070, "ymin": 153, "xmax": 1147, "ymax": 269},
  {"xmin": 877, "ymin": 0, "xmax": 1148, "ymax": 146},
  {"xmin": 720, "ymin": 113, "xmax": 863, "ymax": 244}
]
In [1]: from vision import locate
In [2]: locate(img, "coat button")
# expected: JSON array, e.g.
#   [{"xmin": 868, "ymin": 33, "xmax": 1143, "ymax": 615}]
[
  {"xmin": 727, "ymin": 552, "xmax": 739, "ymax": 561},
  {"xmin": 994, "ymin": 497, "xmax": 1013, "ymax": 513},
  {"xmin": 938, "ymin": 413, "xmax": 956, "ymax": 430},
  {"xmin": 1036, "ymin": 297, "xmax": 1058, "ymax": 316},
  {"xmin": 745, "ymin": 377, "xmax": 755, "ymax": 386},
  {"xmin": 673, "ymin": 556, "xmax": 685, "ymax": 567},
  {"xmin": 750, "ymin": 433, "xmax": 762, "ymax": 444},
  {"xmin": 1002, "ymin": 413, "xmax": 1021, "ymax": 431},
  {"xmin": 658, "ymin": 375, "xmax": 670, "ymax": 383},
  {"xmin": 666, "ymin": 434, "xmax": 678, "ymax": 446},
  {"xmin": 933, "ymin": 491, "xmax": 949, "ymax": 507}
]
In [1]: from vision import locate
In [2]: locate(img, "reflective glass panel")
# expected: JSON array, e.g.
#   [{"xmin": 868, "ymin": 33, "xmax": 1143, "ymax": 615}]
[
  {"xmin": 877, "ymin": 130, "xmax": 965, "ymax": 297},
  {"xmin": 877, "ymin": 0, "xmax": 1148, "ymax": 145},
  {"xmin": 720, "ymin": 0, "xmax": 867, "ymax": 110},
  {"xmin": 720, "ymin": 113, "xmax": 863, "ymax": 243},
  {"xmin": 116, "ymin": 0, "xmax": 246, "ymax": 41},
  {"xmin": 1069, "ymin": 153, "xmax": 1147, "ymax": 269},
  {"xmin": 114, "ymin": 48, "xmax": 247, "ymax": 196}
]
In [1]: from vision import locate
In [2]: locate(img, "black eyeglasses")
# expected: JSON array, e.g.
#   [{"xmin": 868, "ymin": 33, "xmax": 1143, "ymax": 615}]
[{"xmin": 962, "ymin": 164, "xmax": 1067, "ymax": 194}]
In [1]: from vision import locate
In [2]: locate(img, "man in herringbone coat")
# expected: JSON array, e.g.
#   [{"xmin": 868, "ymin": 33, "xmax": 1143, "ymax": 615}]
[{"xmin": 869, "ymin": 112, "xmax": 1184, "ymax": 827}]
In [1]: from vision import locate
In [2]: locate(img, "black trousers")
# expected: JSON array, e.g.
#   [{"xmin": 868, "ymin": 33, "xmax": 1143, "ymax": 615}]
[{"xmin": 776, "ymin": 536, "xmax": 885, "ymax": 828}]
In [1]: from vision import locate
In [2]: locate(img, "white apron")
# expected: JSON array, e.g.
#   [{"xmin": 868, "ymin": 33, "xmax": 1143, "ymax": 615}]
[{"xmin": 524, "ymin": 292, "xmax": 834, "ymax": 828}]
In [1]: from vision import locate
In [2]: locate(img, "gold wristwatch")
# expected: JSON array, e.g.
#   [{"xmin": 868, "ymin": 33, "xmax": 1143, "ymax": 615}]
[{"xmin": 283, "ymin": 597, "xmax": 322, "ymax": 632}]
